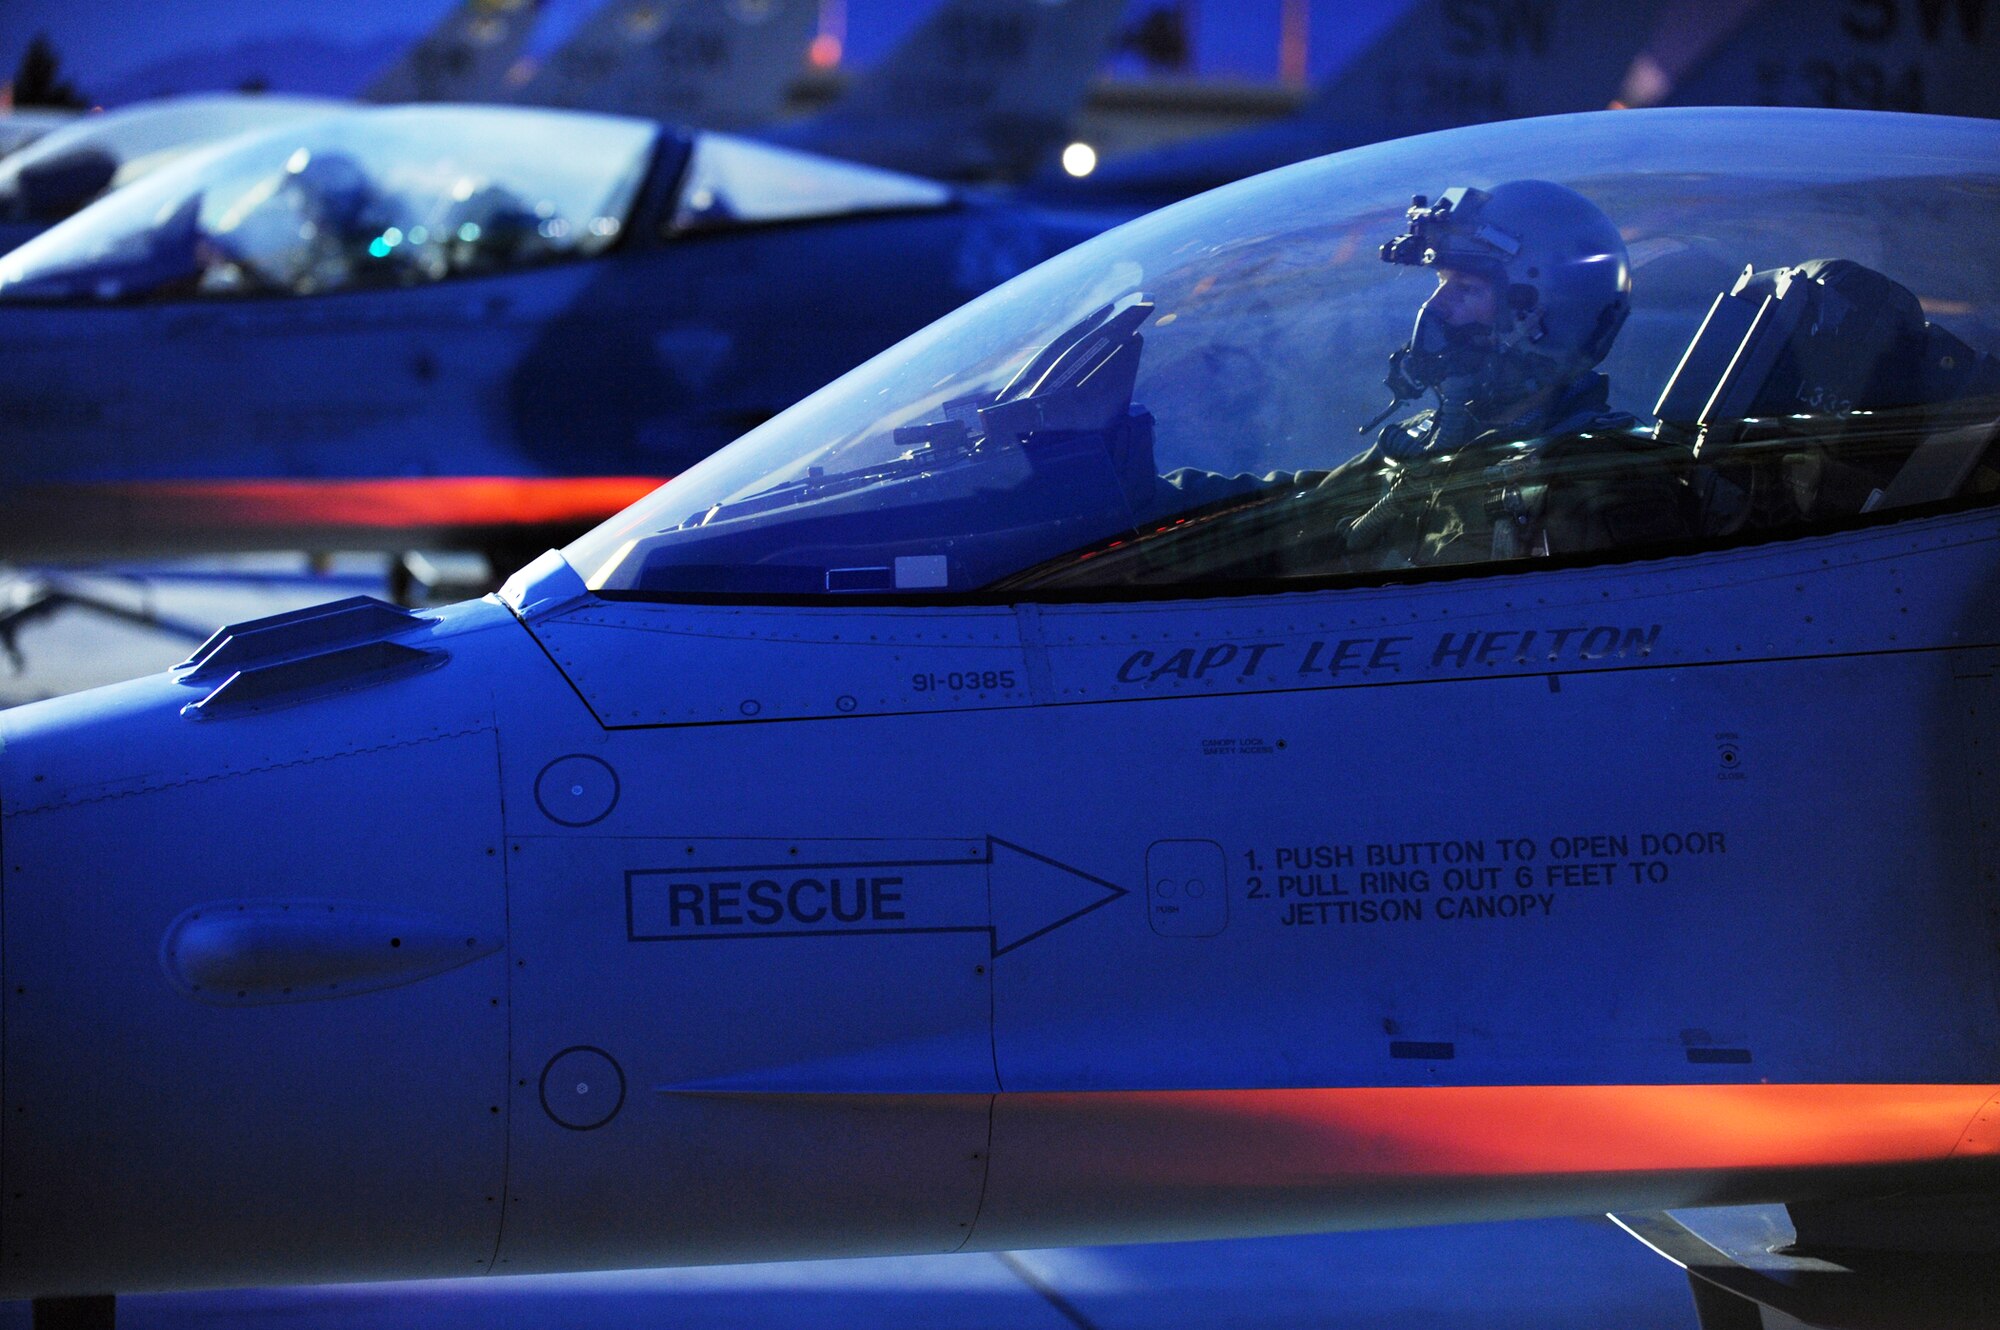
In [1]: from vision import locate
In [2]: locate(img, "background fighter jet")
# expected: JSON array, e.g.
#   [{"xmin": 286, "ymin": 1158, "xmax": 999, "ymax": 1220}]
[
  {"xmin": 1633, "ymin": 0, "xmax": 2000, "ymax": 113},
  {"xmin": 0, "ymin": 0, "xmax": 565, "ymax": 253},
  {"xmin": 510, "ymin": 0, "xmax": 1121, "ymax": 182},
  {"xmin": 361, "ymin": 0, "xmax": 545, "ymax": 105},
  {"xmin": 769, "ymin": 0, "xmax": 1129, "ymax": 181},
  {"xmin": 1047, "ymin": 0, "xmax": 2000, "ymax": 210},
  {"xmin": 0, "ymin": 102, "xmax": 1122, "ymax": 569},
  {"xmin": 5, "ymin": 105, "xmax": 2000, "ymax": 1330},
  {"xmin": 1041, "ymin": 0, "xmax": 1675, "ymax": 208},
  {"xmin": 508, "ymin": 0, "xmax": 818, "ymax": 132}
]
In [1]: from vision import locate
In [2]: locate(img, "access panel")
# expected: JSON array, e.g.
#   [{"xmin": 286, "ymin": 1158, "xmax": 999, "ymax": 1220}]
[{"xmin": 497, "ymin": 834, "xmax": 996, "ymax": 1273}]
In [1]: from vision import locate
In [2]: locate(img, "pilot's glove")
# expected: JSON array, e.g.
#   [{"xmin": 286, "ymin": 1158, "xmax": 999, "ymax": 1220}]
[
  {"xmin": 1376, "ymin": 396, "xmax": 1481, "ymax": 460},
  {"xmin": 1376, "ymin": 410, "xmax": 1435, "ymax": 460}
]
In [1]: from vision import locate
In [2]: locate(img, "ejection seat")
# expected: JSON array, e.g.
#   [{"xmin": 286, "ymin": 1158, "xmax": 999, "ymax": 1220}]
[{"xmin": 1653, "ymin": 259, "xmax": 2000, "ymax": 538}]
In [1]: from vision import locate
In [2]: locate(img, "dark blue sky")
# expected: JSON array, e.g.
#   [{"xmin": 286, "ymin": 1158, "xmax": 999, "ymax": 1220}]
[{"xmin": 2, "ymin": 1, "xmax": 1410, "ymax": 107}]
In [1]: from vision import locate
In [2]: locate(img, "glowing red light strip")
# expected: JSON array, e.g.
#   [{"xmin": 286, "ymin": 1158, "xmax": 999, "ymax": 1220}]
[{"xmin": 989, "ymin": 1084, "xmax": 2000, "ymax": 1180}]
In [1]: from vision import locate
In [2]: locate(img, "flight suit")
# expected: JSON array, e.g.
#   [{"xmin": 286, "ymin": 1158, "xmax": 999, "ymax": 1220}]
[
  {"xmin": 1309, "ymin": 374, "xmax": 1694, "ymax": 571},
  {"xmin": 1153, "ymin": 373, "xmax": 1696, "ymax": 578}
]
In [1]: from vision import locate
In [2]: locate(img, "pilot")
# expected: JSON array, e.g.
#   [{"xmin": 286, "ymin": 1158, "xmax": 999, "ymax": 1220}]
[
  {"xmin": 1161, "ymin": 180, "xmax": 1693, "ymax": 570},
  {"xmin": 205, "ymin": 151, "xmax": 395, "ymax": 296},
  {"xmin": 1330, "ymin": 180, "xmax": 1693, "ymax": 566}
]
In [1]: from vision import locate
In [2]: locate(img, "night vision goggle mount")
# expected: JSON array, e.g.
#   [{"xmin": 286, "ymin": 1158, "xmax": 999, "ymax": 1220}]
[
  {"xmin": 1362, "ymin": 189, "xmax": 1534, "ymax": 435},
  {"xmin": 1379, "ymin": 188, "xmax": 1520, "ymax": 276}
]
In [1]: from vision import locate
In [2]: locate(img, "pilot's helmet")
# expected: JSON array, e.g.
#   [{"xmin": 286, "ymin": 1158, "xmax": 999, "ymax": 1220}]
[
  {"xmin": 284, "ymin": 150, "xmax": 375, "ymax": 231},
  {"xmin": 1379, "ymin": 180, "xmax": 1630, "ymax": 413}
]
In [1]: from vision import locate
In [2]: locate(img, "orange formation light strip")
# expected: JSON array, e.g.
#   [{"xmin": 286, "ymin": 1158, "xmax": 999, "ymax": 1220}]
[
  {"xmin": 993, "ymin": 1084, "xmax": 2000, "ymax": 1181},
  {"xmin": 71, "ymin": 477, "xmax": 669, "ymax": 530}
]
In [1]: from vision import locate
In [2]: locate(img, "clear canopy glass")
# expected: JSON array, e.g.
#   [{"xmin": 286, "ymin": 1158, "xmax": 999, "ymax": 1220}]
[
  {"xmin": 0, "ymin": 94, "xmax": 344, "ymax": 213},
  {"xmin": 670, "ymin": 133, "xmax": 951, "ymax": 234},
  {"xmin": 572, "ymin": 108, "xmax": 2000, "ymax": 599},
  {"xmin": 0, "ymin": 109, "xmax": 73, "ymax": 161},
  {"xmin": 0, "ymin": 104, "xmax": 659, "ymax": 302}
]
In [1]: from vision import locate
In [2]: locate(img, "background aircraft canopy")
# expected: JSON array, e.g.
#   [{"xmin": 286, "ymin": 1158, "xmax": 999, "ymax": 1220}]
[
  {"xmin": 573, "ymin": 108, "xmax": 2000, "ymax": 598},
  {"xmin": 670, "ymin": 133, "xmax": 952, "ymax": 234},
  {"xmin": 0, "ymin": 94, "xmax": 343, "ymax": 224},
  {"xmin": 0, "ymin": 104, "xmax": 658, "ymax": 302},
  {"xmin": 0, "ymin": 110, "xmax": 74, "ymax": 161}
]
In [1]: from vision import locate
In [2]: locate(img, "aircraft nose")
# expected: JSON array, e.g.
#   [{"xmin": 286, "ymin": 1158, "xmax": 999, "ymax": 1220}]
[{"xmin": 0, "ymin": 598, "xmax": 522, "ymax": 1297}]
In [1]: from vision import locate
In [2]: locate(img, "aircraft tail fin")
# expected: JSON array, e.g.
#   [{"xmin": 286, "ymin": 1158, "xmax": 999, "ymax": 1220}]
[
  {"xmin": 1651, "ymin": 0, "xmax": 2000, "ymax": 116},
  {"xmin": 363, "ymin": 0, "xmax": 545, "ymax": 105},
  {"xmin": 1300, "ymin": 0, "xmax": 1675, "ymax": 145},
  {"xmin": 514, "ymin": 0, "xmax": 817, "ymax": 131},
  {"xmin": 1612, "ymin": 0, "xmax": 1764, "ymax": 107},
  {"xmin": 786, "ymin": 0, "xmax": 1127, "ymax": 181}
]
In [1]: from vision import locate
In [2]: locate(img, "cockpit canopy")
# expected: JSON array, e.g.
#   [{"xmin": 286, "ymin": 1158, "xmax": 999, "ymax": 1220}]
[
  {"xmin": 0, "ymin": 106, "xmax": 960, "ymax": 306},
  {"xmin": 571, "ymin": 108, "xmax": 2000, "ymax": 600},
  {"xmin": 668, "ymin": 134, "xmax": 952, "ymax": 234},
  {"xmin": 0, "ymin": 94, "xmax": 343, "ymax": 224},
  {"xmin": 0, "ymin": 105, "xmax": 658, "ymax": 302}
]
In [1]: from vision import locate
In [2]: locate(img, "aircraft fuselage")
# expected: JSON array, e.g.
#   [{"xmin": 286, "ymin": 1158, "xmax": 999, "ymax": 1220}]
[
  {"xmin": 4, "ymin": 508, "xmax": 1999, "ymax": 1295},
  {"xmin": 0, "ymin": 200, "xmax": 1112, "ymax": 560}
]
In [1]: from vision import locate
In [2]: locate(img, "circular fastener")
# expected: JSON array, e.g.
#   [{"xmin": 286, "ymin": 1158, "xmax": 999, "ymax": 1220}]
[
  {"xmin": 836, "ymin": 695, "xmax": 858, "ymax": 713},
  {"xmin": 534, "ymin": 756, "xmax": 619, "ymax": 827},
  {"xmin": 740, "ymin": 699, "xmax": 762, "ymax": 717},
  {"xmin": 540, "ymin": 1046, "xmax": 625, "ymax": 1130}
]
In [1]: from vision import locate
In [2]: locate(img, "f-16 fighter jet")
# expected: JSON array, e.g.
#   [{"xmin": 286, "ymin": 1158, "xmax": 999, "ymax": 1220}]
[
  {"xmin": 0, "ymin": 102, "xmax": 1121, "ymax": 570},
  {"xmin": 6, "ymin": 106, "xmax": 2000, "ymax": 1330}
]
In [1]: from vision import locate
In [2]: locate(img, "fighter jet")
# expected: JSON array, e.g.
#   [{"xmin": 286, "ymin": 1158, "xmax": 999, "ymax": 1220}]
[
  {"xmin": 7, "ymin": 105, "xmax": 2000, "ymax": 1330},
  {"xmin": 0, "ymin": 0, "xmax": 563, "ymax": 256},
  {"xmin": 1041, "ymin": 0, "xmax": 1675, "ymax": 208},
  {"xmin": 0, "ymin": 0, "xmax": 1120, "ymax": 268},
  {"xmin": 505, "ymin": 0, "xmax": 1122, "ymax": 180},
  {"xmin": 510, "ymin": 0, "xmax": 818, "ymax": 132},
  {"xmin": 1048, "ymin": 0, "xmax": 2000, "ymax": 211},
  {"xmin": 769, "ymin": 0, "xmax": 1130, "ymax": 182},
  {"xmin": 1626, "ymin": 0, "xmax": 2000, "ymax": 114},
  {"xmin": 363, "ymin": 0, "xmax": 545, "ymax": 105},
  {"xmin": 0, "ymin": 101, "xmax": 1122, "ymax": 571}
]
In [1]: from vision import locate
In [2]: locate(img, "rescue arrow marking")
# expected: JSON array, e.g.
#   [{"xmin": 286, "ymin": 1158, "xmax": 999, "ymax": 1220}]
[{"xmin": 624, "ymin": 836, "xmax": 1126, "ymax": 958}]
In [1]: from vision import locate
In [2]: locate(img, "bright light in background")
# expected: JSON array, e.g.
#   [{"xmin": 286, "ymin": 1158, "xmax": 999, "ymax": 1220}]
[
  {"xmin": 1061, "ymin": 141, "xmax": 1097, "ymax": 178},
  {"xmin": 811, "ymin": 0, "xmax": 845, "ymax": 67}
]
